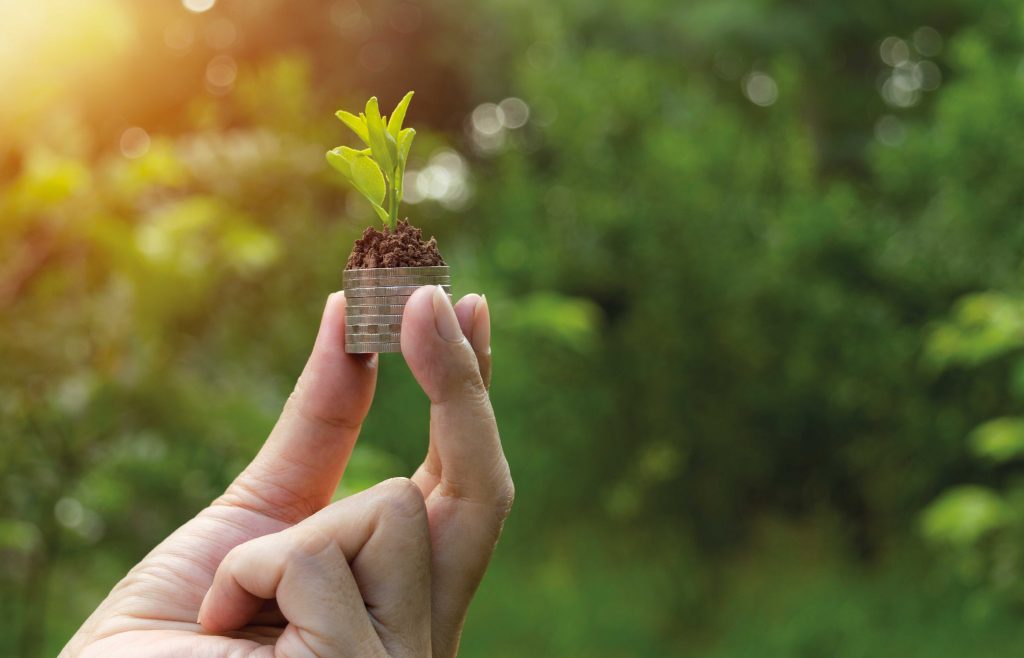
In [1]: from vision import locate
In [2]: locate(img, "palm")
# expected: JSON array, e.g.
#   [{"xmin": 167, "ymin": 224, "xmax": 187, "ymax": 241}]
[{"xmin": 73, "ymin": 506, "xmax": 290, "ymax": 657}]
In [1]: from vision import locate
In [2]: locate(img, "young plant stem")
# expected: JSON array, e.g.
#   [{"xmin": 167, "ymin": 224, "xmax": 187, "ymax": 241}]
[
  {"xmin": 388, "ymin": 174, "xmax": 398, "ymax": 230},
  {"xmin": 384, "ymin": 173, "xmax": 396, "ymax": 230}
]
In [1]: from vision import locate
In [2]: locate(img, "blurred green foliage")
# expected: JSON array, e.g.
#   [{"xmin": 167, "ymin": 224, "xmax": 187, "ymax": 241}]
[{"xmin": 3, "ymin": 0, "xmax": 1024, "ymax": 655}]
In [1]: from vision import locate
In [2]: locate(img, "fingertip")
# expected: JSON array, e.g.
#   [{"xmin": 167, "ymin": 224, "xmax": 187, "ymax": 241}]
[
  {"xmin": 432, "ymin": 284, "xmax": 464, "ymax": 343},
  {"xmin": 455, "ymin": 294, "xmax": 483, "ymax": 342},
  {"xmin": 316, "ymin": 290, "xmax": 377, "ymax": 371},
  {"xmin": 316, "ymin": 291, "xmax": 346, "ymax": 350},
  {"xmin": 331, "ymin": 292, "xmax": 370, "ymax": 364},
  {"xmin": 399, "ymin": 285, "xmax": 439, "ymax": 373},
  {"xmin": 324, "ymin": 290, "xmax": 346, "ymax": 320},
  {"xmin": 472, "ymin": 294, "xmax": 491, "ymax": 357},
  {"xmin": 195, "ymin": 590, "xmax": 230, "ymax": 633},
  {"xmin": 472, "ymin": 294, "xmax": 492, "ymax": 389},
  {"xmin": 400, "ymin": 285, "xmax": 438, "ymax": 335},
  {"xmin": 401, "ymin": 286, "xmax": 484, "ymax": 404}
]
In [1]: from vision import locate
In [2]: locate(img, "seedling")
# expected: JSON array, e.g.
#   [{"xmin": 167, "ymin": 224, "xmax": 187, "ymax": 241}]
[
  {"xmin": 327, "ymin": 91, "xmax": 448, "ymax": 353},
  {"xmin": 326, "ymin": 91, "xmax": 416, "ymax": 230}
]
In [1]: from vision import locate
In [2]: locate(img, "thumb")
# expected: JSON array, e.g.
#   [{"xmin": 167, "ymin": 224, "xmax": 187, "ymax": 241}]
[
  {"xmin": 400, "ymin": 285, "xmax": 508, "ymax": 502},
  {"xmin": 401, "ymin": 285, "xmax": 513, "ymax": 658},
  {"xmin": 401, "ymin": 285, "xmax": 487, "ymax": 405}
]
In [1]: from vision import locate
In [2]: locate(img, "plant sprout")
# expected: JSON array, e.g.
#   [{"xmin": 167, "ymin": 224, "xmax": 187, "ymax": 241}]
[{"xmin": 326, "ymin": 91, "xmax": 416, "ymax": 230}]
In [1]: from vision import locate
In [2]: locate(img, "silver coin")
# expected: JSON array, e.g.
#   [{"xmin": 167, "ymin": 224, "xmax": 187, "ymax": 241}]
[
  {"xmin": 345, "ymin": 338, "xmax": 402, "ymax": 345},
  {"xmin": 343, "ymin": 274, "xmax": 451, "ymax": 286},
  {"xmin": 342, "ymin": 294, "xmax": 412, "ymax": 306},
  {"xmin": 350, "ymin": 331, "xmax": 401, "ymax": 341},
  {"xmin": 345, "ymin": 284, "xmax": 451, "ymax": 298},
  {"xmin": 347, "ymin": 338, "xmax": 401, "ymax": 346},
  {"xmin": 346, "ymin": 319, "xmax": 405, "ymax": 328},
  {"xmin": 345, "ymin": 342, "xmax": 402, "ymax": 354},
  {"xmin": 344, "ymin": 279, "xmax": 450, "ymax": 289},
  {"xmin": 347, "ymin": 335, "xmax": 401, "ymax": 344},
  {"xmin": 345, "ymin": 294, "xmax": 452, "ymax": 306},
  {"xmin": 346, "ymin": 314, "xmax": 405, "ymax": 325},
  {"xmin": 344, "ymin": 280, "xmax": 449, "ymax": 291},
  {"xmin": 344, "ymin": 266, "xmax": 450, "ymax": 277},
  {"xmin": 346, "ymin": 325, "xmax": 402, "ymax": 335},
  {"xmin": 345, "ymin": 305, "xmax": 409, "ymax": 316}
]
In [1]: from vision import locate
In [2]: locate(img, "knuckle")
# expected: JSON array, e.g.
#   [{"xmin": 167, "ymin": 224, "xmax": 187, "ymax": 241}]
[
  {"xmin": 220, "ymin": 543, "xmax": 248, "ymax": 571},
  {"xmin": 213, "ymin": 472, "xmax": 323, "ymax": 524},
  {"xmin": 287, "ymin": 389, "xmax": 363, "ymax": 433},
  {"xmin": 492, "ymin": 464, "xmax": 515, "ymax": 518},
  {"xmin": 378, "ymin": 477, "xmax": 427, "ymax": 519},
  {"xmin": 219, "ymin": 533, "xmax": 272, "ymax": 572},
  {"xmin": 286, "ymin": 526, "xmax": 334, "ymax": 560},
  {"xmin": 455, "ymin": 367, "xmax": 489, "ymax": 401},
  {"xmin": 435, "ymin": 350, "xmax": 489, "ymax": 405}
]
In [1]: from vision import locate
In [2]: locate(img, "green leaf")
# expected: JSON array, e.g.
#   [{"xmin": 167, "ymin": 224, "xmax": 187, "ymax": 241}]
[
  {"xmin": 969, "ymin": 417, "xmax": 1024, "ymax": 463},
  {"xmin": 926, "ymin": 292, "xmax": 1024, "ymax": 369},
  {"xmin": 335, "ymin": 110, "xmax": 370, "ymax": 146},
  {"xmin": 920, "ymin": 485, "xmax": 1009, "ymax": 546},
  {"xmin": 345, "ymin": 148, "xmax": 386, "ymax": 207},
  {"xmin": 388, "ymin": 91, "xmax": 414, "ymax": 140},
  {"xmin": 326, "ymin": 148, "xmax": 353, "ymax": 181},
  {"xmin": 395, "ymin": 128, "xmax": 415, "ymax": 204},
  {"xmin": 328, "ymin": 147, "xmax": 389, "ymax": 223},
  {"xmin": 397, "ymin": 127, "xmax": 415, "ymax": 165},
  {"xmin": 364, "ymin": 97, "xmax": 397, "ymax": 176}
]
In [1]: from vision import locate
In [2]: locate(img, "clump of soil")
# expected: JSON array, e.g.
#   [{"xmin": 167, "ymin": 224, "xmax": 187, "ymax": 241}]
[{"xmin": 345, "ymin": 219, "xmax": 446, "ymax": 269}]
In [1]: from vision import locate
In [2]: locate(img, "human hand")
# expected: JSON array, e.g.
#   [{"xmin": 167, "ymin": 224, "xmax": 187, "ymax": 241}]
[{"xmin": 61, "ymin": 286, "xmax": 512, "ymax": 657}]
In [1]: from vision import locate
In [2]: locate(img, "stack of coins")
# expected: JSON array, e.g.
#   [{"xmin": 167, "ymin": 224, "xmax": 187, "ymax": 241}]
[{"xmin": 343, "ymin": 266, "xmax": 451, "ymax": 353}]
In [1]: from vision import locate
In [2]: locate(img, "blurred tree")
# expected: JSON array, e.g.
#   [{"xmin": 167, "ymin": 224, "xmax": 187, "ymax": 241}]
[{"xmin": 3, "ymin": 0, "xmax": 1024, "ymax": 655}]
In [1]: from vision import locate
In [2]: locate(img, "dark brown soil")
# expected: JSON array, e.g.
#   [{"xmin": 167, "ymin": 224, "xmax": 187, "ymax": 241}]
[{"xmin": 345, "ymin": 219, "xmax": 446, "ymax": 269}]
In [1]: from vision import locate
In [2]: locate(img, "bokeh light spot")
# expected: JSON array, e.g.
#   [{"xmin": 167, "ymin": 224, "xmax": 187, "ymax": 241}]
[
  {"xmin": 913, "ymin": 26, "xmax": 943, "ymax": 57},
  {"xmin": 183, "ymin": 0, "xmax": 216, "ymax": 13},
  {"xmin": 471, "ymin": 103, "xmax": 505, "ymax": 136},
  {"xmin": 55, "ymin": 497, "xmax": 84, "ymax": 528},
  {"xmin": 120, "ymin": 127, "xmax": 151, "ymax": 159},
  {"xmin": 205, "ymin": 54, "xmax": 237, "ymax": 93},
  {"xmin": 880, "ymin": 37, "xmax": 910, "ymax": 66},
  {"xmin": 874, "ymin": 115, "xmax": 905, "ymax": 146},
  {"xmin": 743, "ymin": 72, "xmax": 778, "ymax": 107},
  {"xmin": 331, "ymin": 2, "xmax": 372, "ymax": 42},
  {"xmin": 498, "ymin": 97, "xmax": 530, "ymax": 129},
  {"xmin": 881, "ymin": 74, "xmax": 919, "ymax": 108},
  {"xmin": 403, "ymin": 148, "xmax": 471, "ymax": 209}
]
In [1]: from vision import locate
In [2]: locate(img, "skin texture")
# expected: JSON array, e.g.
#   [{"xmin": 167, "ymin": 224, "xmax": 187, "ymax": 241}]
[{"xmin": 61, "ymin": 287, "xmax": 512, "ymax": 658}]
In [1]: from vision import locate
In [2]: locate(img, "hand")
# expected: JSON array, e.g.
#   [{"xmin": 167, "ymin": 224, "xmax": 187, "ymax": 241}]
[
  {"xmin": 203, "ymin": 477, "xmax": 432, "ymax": 656},
  {"xmin": 61, "ymin": 286, "xmax": 513, "ymax": 657}
]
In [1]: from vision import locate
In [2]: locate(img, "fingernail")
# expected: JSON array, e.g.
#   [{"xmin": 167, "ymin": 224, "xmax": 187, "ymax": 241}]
[
  {"xmin": 432, "ymin": 285, "xmax": 463, "ymax": 343},
  {"xmin": 472, "ymin": 294, "xmax": 491, "ymax": 355}
]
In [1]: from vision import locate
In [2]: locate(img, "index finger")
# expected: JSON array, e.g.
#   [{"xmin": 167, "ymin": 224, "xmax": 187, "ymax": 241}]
[
  {"xmin": 200, "ymin": 478, "xmax": 431, "ymax": 658},
  {"xmin": 216, "ymin": 292, "xmax": 379, "ymax": 523}
]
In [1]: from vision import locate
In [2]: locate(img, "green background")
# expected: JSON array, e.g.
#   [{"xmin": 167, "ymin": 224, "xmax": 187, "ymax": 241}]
[{"xmin": 3, "ymin": 0, "xmax": 1024, "ymax": 655}]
